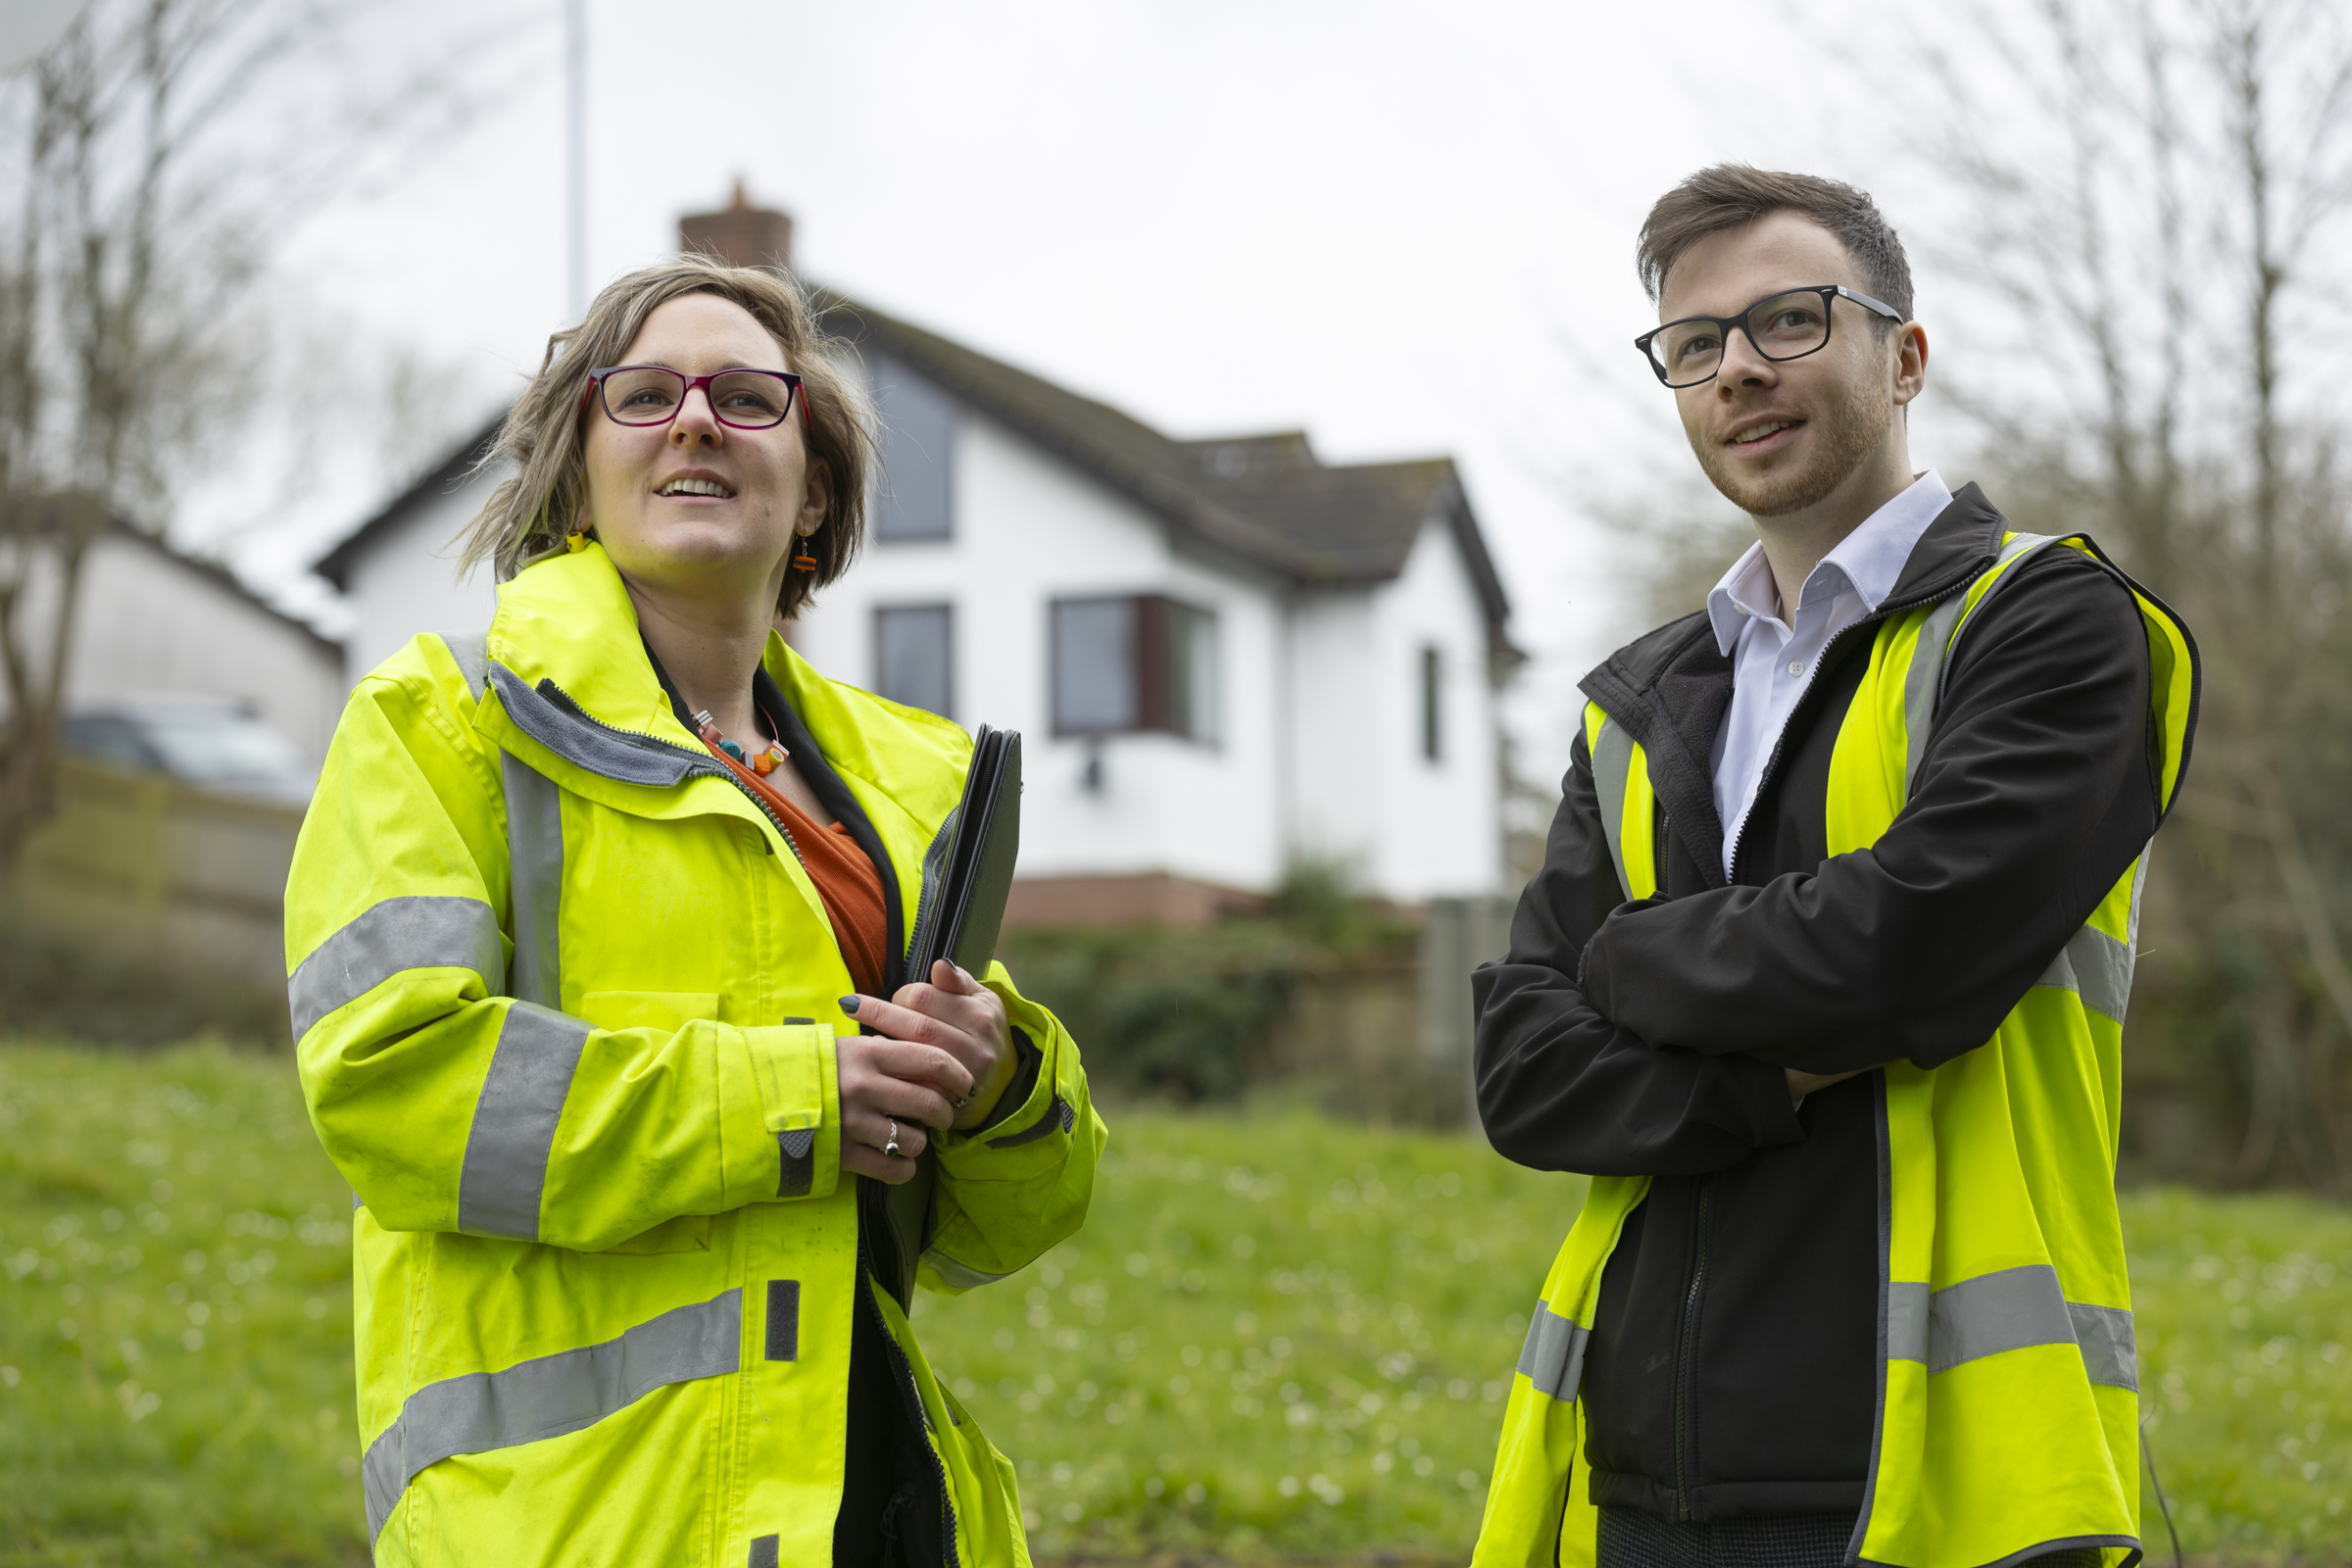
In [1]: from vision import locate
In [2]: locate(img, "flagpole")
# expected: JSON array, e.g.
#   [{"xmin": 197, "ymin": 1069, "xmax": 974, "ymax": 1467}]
[{"xmin": 564, "ymin": 0, "xmax": 588, "ymax": 319}]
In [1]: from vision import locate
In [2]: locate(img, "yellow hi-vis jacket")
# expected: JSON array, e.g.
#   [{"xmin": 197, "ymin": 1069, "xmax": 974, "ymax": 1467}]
[
  {"xmin": 1475, "ymin": 531, "xmax": 2198, "ymax": 1568},
  {"xmin": 286, "ymin": 542, "xmax": 1103, "ymax": 1567}
]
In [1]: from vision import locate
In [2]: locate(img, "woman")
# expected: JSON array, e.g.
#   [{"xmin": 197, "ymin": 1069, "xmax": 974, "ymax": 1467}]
[{"xmin": 286, "ymin": 255, "xmax": 1102, "ymax": 1568}]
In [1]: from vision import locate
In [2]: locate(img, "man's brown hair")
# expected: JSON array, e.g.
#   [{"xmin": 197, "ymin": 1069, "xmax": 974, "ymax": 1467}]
[{"xmin": 1636, "ymin": 165, "xmax": 1914, "ymax": 323}]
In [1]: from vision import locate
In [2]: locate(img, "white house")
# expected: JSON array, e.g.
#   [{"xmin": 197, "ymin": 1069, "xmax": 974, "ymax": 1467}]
[
  {"xmin": 313, "ymin": 194, "xmax": 1514, "ymax": 920},
  {"xmin": 4, "ymin": 517, "xmax": 345, "ymax": 760}
]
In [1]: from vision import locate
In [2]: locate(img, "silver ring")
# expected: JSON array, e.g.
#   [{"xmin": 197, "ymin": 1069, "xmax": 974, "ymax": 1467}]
[{"xmin": 884, "ymin": 1120, "xmax": 902, "ymax": 1159}]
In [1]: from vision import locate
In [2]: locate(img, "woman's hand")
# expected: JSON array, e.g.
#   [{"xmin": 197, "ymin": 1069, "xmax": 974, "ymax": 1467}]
[
  {"xmin": 841, "ymin": 962, "xmax": 1019, "ymax": 1142},
  {"xmin": 836, "ymin": 1035, "xmax": 969, "ymax": 1185}
]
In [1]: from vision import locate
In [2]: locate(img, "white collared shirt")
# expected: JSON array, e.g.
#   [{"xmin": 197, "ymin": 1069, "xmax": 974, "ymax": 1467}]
[{"xmin": 1705, "ymin": 470, "xmax": 1952, "ymax": 880}]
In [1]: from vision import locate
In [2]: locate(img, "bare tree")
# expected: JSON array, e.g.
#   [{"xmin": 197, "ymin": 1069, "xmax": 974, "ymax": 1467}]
[
  {"xmin": 1895, "ymin": 0, "xmax": 2352, "ymax": 1190},
  {"xmin": 0, "ymin": 0, "xmax": 524, "ymax": 871}
]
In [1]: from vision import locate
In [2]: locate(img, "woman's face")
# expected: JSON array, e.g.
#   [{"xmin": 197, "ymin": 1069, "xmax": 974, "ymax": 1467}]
[{"xmin": 582, "ymin": 292, "xmax": 829, "ymax": 606}]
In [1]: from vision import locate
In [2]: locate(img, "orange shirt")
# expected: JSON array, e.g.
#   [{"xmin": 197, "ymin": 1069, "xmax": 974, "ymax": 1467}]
[{"xmin": 774, "ymin": 795, "xmax": 890, "ymax": 1001}]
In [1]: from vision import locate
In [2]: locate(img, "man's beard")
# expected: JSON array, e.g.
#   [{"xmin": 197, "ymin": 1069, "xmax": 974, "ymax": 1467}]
[{"xmin": 1690, "ymin": 374, "xmax": 1892, "ymax": 518}]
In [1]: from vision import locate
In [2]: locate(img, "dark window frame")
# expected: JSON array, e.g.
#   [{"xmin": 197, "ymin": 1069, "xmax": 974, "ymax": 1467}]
[
  {"xmin": 1420, "ymin": 644, "xmax": 1443, "ymax": 763},
  {"xmin": 871, "ymin": 356, "xmax": 956, "ymax": 545},
  {"xmin": 872, "ymin": 601, "xmax": 956, "ymax": 720},
  {"xmin": 1049, "ymin": 593, "xmax": 1217, "ymax": 744}
]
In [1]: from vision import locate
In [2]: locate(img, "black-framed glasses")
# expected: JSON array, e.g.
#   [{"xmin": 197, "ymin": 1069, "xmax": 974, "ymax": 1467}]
[
  {"xmin": 1635, "ymin": 285, "xmax": 1903, "ymax": 388},
  {"xmin": 586, "ymin": 365, "xmax": 808, "ymax": 429}
]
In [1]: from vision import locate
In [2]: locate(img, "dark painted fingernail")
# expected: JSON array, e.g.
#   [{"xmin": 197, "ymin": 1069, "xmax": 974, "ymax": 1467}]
[{"xmin": 838, "ymin": 996, "xmax": 860, "ymax": 1016}]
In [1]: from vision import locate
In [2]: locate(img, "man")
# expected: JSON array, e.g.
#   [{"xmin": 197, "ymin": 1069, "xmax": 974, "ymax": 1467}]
[{"xmin": 1470, "ymin": 167, "xmax": 2198, "ymax": 1568}]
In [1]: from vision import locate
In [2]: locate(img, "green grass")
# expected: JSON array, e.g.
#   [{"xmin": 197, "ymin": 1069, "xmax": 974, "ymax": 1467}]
[
  {"xmin": 909, "ymin": 1108, "xmax": 1571, "ymax": 1559},
  {"xmin": 0, "ymin": 1040, "xmax": 2347, "ymax": 1565},
  {"xmin": 0, "ymin": 1041, "xmax": 363, "ymax": 1567},
  {"xmin": 2129, "ymin": 1188, "xmax": 2352, "ymax": 1559}
]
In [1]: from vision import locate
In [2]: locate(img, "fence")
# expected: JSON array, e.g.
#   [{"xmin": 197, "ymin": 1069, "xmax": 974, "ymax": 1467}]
[
  {"xmin": 1251, "ymin": 894, "xmax": 1513, "ymax": 1125},
  {"xmin": 9, "ymin": 757, "xmax": 300, "ymax": 995}
]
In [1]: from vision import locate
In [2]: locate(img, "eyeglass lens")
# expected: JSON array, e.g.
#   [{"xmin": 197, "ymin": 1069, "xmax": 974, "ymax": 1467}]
[
  {"xmin": 601, "ymin": 368, "xmax": 797, "ymax": 428},
  {"xmin": 1649, "ymin": 290, "xmax": 1835, "ymax": 387}
]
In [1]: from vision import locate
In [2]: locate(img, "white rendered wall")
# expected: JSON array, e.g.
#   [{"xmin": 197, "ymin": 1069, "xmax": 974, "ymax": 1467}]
[
  {"xmin": 1362, "ymin": 518, "xmax": 1504, "ymax": 897},
  {"xmin": 339, "ymin": 466, "xmax": 506, "ymax": 686},
  {"xmin": 3, "ymin": 531, "xmax": 346, "ymax": 761},
  {"xmin": 793, "ymin": 410, "xmax": 1289, "ymax": 893},
  {"xmin": 1283, "ymin": 587, "xmax": 1382, "ymax": 871}
]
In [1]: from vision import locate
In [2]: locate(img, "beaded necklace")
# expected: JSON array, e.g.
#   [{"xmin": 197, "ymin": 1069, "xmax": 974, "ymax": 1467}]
[{"xmin": 692, "ymin": 708, "xmax": 804, "ymax": 859}]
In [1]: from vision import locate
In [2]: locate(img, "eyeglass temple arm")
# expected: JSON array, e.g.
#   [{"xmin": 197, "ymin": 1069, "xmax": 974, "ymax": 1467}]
[{"xmin": 1835, "ymin": 285, "xmax": 1903, "ymax": 320}]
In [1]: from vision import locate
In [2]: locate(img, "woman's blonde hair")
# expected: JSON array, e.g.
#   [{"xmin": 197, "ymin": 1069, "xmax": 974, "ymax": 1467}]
[{"xmin": 459, "ymin": 255, "xmax": 874, "ymax": 619}]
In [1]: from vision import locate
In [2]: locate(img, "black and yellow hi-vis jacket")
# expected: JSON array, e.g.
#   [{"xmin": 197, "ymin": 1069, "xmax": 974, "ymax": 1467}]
[{"xmin": 1471, "ymin": 485, "xmax": 2198, "ymax": 1568}]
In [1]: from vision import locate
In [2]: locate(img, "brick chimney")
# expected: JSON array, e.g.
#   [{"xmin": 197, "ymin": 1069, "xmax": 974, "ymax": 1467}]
[{"xmin": 679, "ymin": 179, "xmax": 793, "ymax": 270}]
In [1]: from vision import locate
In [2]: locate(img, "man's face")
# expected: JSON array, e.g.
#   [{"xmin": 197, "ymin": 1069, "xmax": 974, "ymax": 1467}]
[{"xmin": 1657, "ymin": 211, "xmax": 1915, "ymax": 517}]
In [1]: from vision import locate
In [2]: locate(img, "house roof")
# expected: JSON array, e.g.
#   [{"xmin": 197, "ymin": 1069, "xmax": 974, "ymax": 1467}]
[
  {"xmin": 824, "ymin": 294, "xmax": 1514, "ymax": 650},
  {"xmin": 114, "ymin": 521, "xmax": 343, "ymax": 658},
  {"xmin": 310, "ymin": 292, "xmax": 1514, "ymax": 655},
  {"xmin": 313, "ymin": 413, "xmax": 505, "ymax": 591}
]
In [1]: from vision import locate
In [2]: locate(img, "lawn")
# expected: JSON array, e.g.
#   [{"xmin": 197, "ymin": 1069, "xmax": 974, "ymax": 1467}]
[{"xmin": 0, "ymin": 1039, "xmax": 2345, "ymax": 1565}]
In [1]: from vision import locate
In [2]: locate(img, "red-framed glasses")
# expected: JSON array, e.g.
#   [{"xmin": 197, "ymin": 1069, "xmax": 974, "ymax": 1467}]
[{"xmin": 583, "ymin": 366, "xmax": 808, "ymax": 430}]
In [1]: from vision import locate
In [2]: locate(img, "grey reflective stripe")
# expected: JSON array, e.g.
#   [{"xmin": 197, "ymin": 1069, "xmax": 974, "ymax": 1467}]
[
  {"xmin": 1898, "ymin": 591, "xmax": 1972, "ymax": 798},
  {"xmin": 1887, "ymin": 1280, "xmax": 1929, "ymax": 1364},
  {"xmin": 1515, "ymin": 1298, "xmax": 1590, "ymax": 1402},
  {"xmin": 1901, "ymin": 539, "xmax": 2144, "ymax": 1024},
  {"xmin": 456, "ymin": 1002, "xmax": 590, "ymax": 1240},
  {"xmin": 434, "ymin": 631, "xmax": 489, "ymax": 696},
  {"xmin": 2068, "ymin": 1300, "xmax": 2138, "ymax": 1390},
  {"xmin": 1926, "ymin": 1264, "xmax": 2075, "ymax": 1372},
  {"xmin": 288, "ymin": 896, "xmax": 505, "ymax": 1041},
  {"xmin": 1589, "ymin": 718, "xmax": 1636, "ymax": 902},
  {"xmin": 2131, "ymin": 849, "xmax": 2151, "ymax": 941},
  {"xmin": 2034, "ymin": 923, "xmax": 2135, "ymax": 1023},
  {"xmin": 923, "ymin": 1249, "xmax": 1014, "ymax": 1290},
  {"xmin": 1935, "ymin": 532, "xmax": 2063, "ymax": 709},
  {"xmin": 502, "ymin": 752, "xmax": 564, "ymax": 1008},
  {"xmin": 1886, "ymin": 1265, "xmax": 2135, "ymax": 1388},
  {"xmin": 361, "ymin": 1288, "xmax": 742, "ymax": 1543}
]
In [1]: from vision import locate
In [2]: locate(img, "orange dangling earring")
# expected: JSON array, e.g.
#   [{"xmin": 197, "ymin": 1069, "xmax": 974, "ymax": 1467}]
[{"xmin": 791, "ymin": 528, "xmax": 818, "ymax": 572}]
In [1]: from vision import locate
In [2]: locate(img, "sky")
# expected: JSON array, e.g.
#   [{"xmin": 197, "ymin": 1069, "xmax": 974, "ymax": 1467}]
[{"xmin": 196, "ymin": 0, "xmax": 1949, "ymax": 787}]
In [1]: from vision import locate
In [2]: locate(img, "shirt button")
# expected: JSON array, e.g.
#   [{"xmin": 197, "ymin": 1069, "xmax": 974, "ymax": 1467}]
[{"xmin": 1787, "ymin": 660, "xmax": 1804, "ymax": 677}]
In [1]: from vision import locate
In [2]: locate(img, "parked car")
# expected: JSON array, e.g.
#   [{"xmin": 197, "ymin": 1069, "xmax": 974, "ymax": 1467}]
[{"xmin": 60, "ymin": 698, "xmax": 317, "ymax": 806}]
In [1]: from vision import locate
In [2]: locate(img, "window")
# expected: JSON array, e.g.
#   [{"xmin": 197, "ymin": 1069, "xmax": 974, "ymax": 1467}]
[
  {"xmin": 1420, "ymin": 644, "xmax": 1443, "ymax": 763},
  {"xmin": 872, "ymin": 355, "xmax": 956, "ymax": 542},
  {"xmin": 1050, "ymin": 594, "xmax": 1218, "ymax": 742},
  {"xmin": 874, "ymin": 604, "xmax": 954, "ymax": 719}
]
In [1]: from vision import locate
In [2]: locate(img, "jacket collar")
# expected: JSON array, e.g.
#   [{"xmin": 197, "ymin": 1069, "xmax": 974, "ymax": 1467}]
[
  {"xmin": 484, "ymin": 542, "xmax": 704, "ymax": 753},
  {"xmin": 1579, "ymin": 482, "xmax": 2009, "ymax": 888}
]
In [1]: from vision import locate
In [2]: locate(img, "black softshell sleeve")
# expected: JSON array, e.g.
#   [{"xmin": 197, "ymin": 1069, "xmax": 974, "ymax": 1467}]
[
  {"xmin": 1579, "ymin": 548, "xmax": 2159, "ymax": 1074},
  {"xmin": 1473, "ymin": 727, "xmax": 1806, "ymax": 1177}
]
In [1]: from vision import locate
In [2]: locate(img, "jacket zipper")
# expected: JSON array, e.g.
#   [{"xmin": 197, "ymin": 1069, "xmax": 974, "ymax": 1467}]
[
  {"xmin": 1673, "ymin": 1178, "xmax": 1711, "ymax": 1520},
  {"xmin": 526, "ymin": 685, "xmax": 808, "ymax": 867},
  {"xmin": 1664, "ymin": 567, "xmax": 1987, "ymax": 1516},
  {"xmin": 858, "ymin": 1233, "xmax": 962, "ymax": 1567},
  {"xmin": 533, "ymin": 673, "xmax": 956, "ymax": 1551}
]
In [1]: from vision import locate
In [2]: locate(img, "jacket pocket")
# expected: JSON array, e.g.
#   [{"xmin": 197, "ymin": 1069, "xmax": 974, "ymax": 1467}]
[{"xmin": 581, "ymin": 990, "xmax": 723, "ymax": 1255}]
